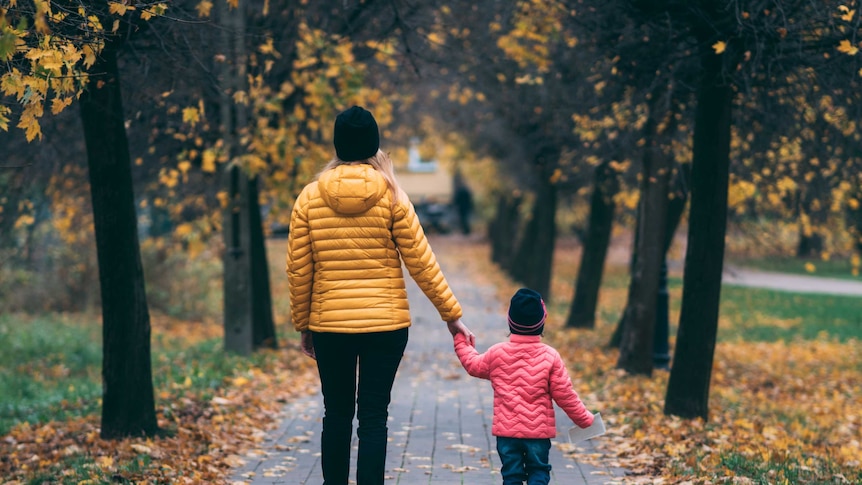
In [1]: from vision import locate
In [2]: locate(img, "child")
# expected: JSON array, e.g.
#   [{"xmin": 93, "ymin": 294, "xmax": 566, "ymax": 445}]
[{"xmin": 453, "ymin": 287, "xmax": 595, "ymax": 485}]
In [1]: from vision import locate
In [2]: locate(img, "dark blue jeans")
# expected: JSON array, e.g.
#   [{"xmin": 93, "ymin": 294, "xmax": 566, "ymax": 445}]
[
  {"xmin": 496, "ymin": 436, "xmax": 552, "ymax": 485},
  {"xmin": 312, "ymin": 328, "xmax": 408, "ymax": 485}
]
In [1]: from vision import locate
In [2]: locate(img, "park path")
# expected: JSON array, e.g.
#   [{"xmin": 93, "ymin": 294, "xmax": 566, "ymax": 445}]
[
  {"xmin": 722, "ymin": 265, "xmax": 862, "ymax": 296},
  {"xmin": 231, "ymin": 237, "xmax": 625, "ymax": 485}
]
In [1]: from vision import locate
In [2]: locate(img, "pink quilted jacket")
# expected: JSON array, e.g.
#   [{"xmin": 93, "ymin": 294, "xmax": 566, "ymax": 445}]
[{"xmin": 454, "ymin": 333, "xmax": 594, "ymax": 439}]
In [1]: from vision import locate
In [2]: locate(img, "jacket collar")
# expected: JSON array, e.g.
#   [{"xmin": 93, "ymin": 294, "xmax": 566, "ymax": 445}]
[{"xmin": 509, "ymin": 334, "xmax": 542, "ymax": 343}]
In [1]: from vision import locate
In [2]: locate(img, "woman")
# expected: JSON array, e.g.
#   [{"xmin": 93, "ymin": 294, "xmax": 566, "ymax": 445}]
[{"xmin": 286, "ymin": 105, "xmax": 474, "ymax": 485}]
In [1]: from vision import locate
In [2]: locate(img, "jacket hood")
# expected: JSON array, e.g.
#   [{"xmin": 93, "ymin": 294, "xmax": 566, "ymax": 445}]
[{"xmin": 318, "ymin": 163, "xmax": 389, "ymax": 215}]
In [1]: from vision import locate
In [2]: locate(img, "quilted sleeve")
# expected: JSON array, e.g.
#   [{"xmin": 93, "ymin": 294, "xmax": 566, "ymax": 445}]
[
  {"xmin": 286, "ymin": 187, "xmax": 313, "ymax": 332},
  {"xmin": 548, "ymin": 349, "xmax": 594, "ymax": 428},
  {"xmin": 454, "ymin": 333, "xmax": 491, "ymax": 379},
  {"xmin": 392, "ymin": 192, "xmax": 463, "ymax": 322}
]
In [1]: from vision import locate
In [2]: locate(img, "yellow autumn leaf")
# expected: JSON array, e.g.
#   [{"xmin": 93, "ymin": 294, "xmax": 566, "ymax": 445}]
[
  {"xmin": 19, "ymin": 117, "xmax": 42, "ymax": 142},
  {"xmin": 108, "ymin": 2, "xmax": 133, "ymax": 16},
  {"xmin": 712, "ymin": 41, "xmax": 727, "ymax": 54},
  {"xmin": 182, "ymin": 106, "xmax": 200, "ymax": 127},
  {"xmin": 175, "ymin": 223, "xmax": 193, "ymax": 237},
  {"xmin": 13, "ymin": 214, "xmax": 35, "ymax": 229},
  {"xmin": 195, "ymin": 0, "xmax": 213, "ymax": 17},
  {"xmin": 82, "ymin": 45, "xmax": 97, "ymax": 68},
  {"xmin": 804, "ymin": 262, "xmax": 816, "ymax": 273},
  {"xmin": 51, "ymin": 97, "xmax": 72, "ymax": 115},
  {"xmin": 202, "ymin": 149, "xmax": 217, "ymax": 173},
  {"xmin": 216, "ymin": 190, "xmax": 229, "ymax": 208},
  {"xmin": 258, "ymin": 38, "xmax": 278, "ymax": 56},
  {"xmin": 837, "ymin": 39, "xmax": 859, "ymax": 55},
  {"xmin": 95, "ymin": 456, "xmax": 114, "ymax": 469}
]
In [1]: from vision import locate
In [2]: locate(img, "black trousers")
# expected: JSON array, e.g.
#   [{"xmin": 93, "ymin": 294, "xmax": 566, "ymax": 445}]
[{"xmin": 312, "ymin": 328, "xmax": 408, "ymax": 485}]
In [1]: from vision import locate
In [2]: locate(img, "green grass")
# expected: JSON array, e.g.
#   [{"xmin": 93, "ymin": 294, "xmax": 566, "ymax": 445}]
[
  {"xmin": 714, "ymin": 451, "xmax": 850, "ymax": 484},
  {"xmin": 658, "ymin": 277, "xmax": 862, "ymax": 343},
  {"xmin": 0, "ymin": 313, "xmax": 292, "ymax": 435},
  {"xmin": 718, "ymin": 286, "xmax": 862, "ymax": 342},
  {"xmin": 601, "ymin": 272, "xmax": 861, "ymax": 343},
  {"xmin": 15, "ymin": 453, "xmax": 154, "ymax": 485},
  {"xmin": 0, "ymin": 315, "xmax": 102, "ymax": 435}
]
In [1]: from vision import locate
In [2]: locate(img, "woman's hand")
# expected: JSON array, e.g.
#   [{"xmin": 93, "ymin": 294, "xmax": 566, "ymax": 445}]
[
  {"xmin": 447, "ymin": 318, "xmax": 475, "ymax": 347},
  {"xmin": 300, "ymin": 330, "xmax": 316, "ymax": 360}
]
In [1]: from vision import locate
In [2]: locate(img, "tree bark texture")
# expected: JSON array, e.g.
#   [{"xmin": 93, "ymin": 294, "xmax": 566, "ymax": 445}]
[
  {"xmin": 219, "ymin": 0, "xmax": 276, "ymax": 353},
  {"xmin": 510, "ymin": 180, "xmax": 557, "ymax": 299},
  {"xmin": 223, "ymin": 165, "xmax": 254, "ymax": 355},
  {"xmin": 664, "ymin": 51, "xmax": 733, "ymax": 420},
  {"xmin": 617, "ymin": 116, "xmax": 672, "ymax": 376},
  {"xmin": 248, "ymin": 176, "xmax": 277, "ymax": 349},
  {"xmin": 567, "ymin": 160, "xmax": 618, "ymax": 328},
  {"xmin": 489, "ymin": 193, "xmax": 522, "ymax": 269},
  {"xmin": 79, "ymin": 43, "xmax": 158, "ymax": 439},
  {"xmin": 608, "ymin": 196, "xmax": 642, "ymax": 349}
]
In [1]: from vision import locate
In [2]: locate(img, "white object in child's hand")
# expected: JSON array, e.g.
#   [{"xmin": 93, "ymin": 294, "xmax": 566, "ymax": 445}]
[{"xmin": 567, "ymin": 413, "xmax": 606, "ymax": 443}]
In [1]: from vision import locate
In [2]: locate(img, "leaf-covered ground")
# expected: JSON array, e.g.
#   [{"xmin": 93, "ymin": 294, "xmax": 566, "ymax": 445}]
[
  {"xmin": 0, "ymin": 313, "xmax": 319, "ymax": 484},
  {"xmin": 1, "ymin": 237, "xmax": 859, "ymax": 484}
]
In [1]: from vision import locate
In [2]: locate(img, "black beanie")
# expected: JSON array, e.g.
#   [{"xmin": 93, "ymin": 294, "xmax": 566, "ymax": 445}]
[
  {"xmin": 507, "ymin": 288, "xmax": 546, "ymax": 335},
  {"xmin": 333, "ymin": 106, "xmax": 380, "ymax": 162}
]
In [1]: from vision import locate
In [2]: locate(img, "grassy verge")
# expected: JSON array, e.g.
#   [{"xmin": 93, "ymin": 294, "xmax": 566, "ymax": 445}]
[
  {"xmin": 0, "ymin": 314, "xmax": 102, "ymax": 436},
  {"xmin": 717, "ymin": 285, "xmax": 862, "ymax": 342},
  {"xmin": 0, "ymin": 312, "xmax": 303, "ymax": 434},
  {"xmin": 0, "ymin": 311, "xmax": 309, "ymax": 484}
]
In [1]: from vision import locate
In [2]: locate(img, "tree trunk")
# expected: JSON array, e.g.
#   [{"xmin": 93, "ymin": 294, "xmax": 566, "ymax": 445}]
[
  {"xmin": 665, "ymin": 162, "xmax": 690, "ymax": 255},
  {"xmin": 490, "ymin": 193, "xmax": 520, "ymax": 267},
  {"xmin": 223, "ymin": 165, "xmax": 254, "ymax": 354},
  {"xmin": 617, "ymin": 115, "xmax": 672, "ymax": 376},
  {"xmin": 567, "ymin": 161, "xmax": 618, "ymax": 328},
  {"xmin": 608, "ymin": 197, "xmax": 642, "ymax": 348},
  {"xmin": 490, "ymin": 192, "xmax": 523, "ymax": 270},
  {"xmin": 609, "ymin": 165, "xmax": 688, "ymax": 349},
  {"xmin": 510, "ymin": 178, "xmax": 557, "ymax": 298},
  {"xmin": 80, "ymin": 43, "xmax": 158, "ymax": 439},
  {"xmin": 219, "ymin": 0, "xmax": 276, "ymax": 353},
  {"xmin": 664, "ymin": 51, "xmax": 733, "ymax": 420},
  {"xmin": 248, "ymin": 176, "xmax": 277, "ymax": 349}
]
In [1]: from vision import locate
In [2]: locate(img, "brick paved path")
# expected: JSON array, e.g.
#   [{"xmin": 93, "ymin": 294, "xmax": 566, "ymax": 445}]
[{"xmin": 231, "ymin": 239, "xmax": 625, "ymax": 484}]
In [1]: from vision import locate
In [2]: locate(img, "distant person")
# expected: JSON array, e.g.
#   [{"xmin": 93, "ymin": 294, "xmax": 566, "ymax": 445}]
[
  {"xmin": 452, "ymin": 288, "xmax": 595, "ymax": 485},
  {"xmin": 286, "ymin": 105, "xmax": 475, "ymax": 485},
  {"xmin": 453, "ymin": 174, "xmax": 474, "ymax": 235}
]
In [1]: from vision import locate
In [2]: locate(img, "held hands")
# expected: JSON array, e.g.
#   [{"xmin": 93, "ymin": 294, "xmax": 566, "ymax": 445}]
[
  {"xmin": 447, "ymin": 318, "xmax": 475, "ymax": 347},
  {"xmin": 300, "ymin": 330, "xmax": 316, "ymax": 360}
]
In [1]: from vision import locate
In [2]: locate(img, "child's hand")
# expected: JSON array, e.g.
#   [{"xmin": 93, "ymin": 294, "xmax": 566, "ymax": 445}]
[{"xmin": 447, "ymin": 318, "xmax": 475, "ymax": 347}]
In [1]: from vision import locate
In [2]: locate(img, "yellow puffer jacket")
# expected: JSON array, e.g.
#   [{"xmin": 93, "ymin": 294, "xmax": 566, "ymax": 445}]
[{"xmin": 286, "ymin": 163, "xmax": 463, "ymax": 333}]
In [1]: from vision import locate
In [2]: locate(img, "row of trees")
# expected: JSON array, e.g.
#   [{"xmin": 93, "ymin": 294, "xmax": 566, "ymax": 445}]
[
  {"xmin": 2, "ymin": 0, "xmax": 861, "ymax": 436},
  {"xmin": 382, "ymin": 0, "xmax": 862, "ymax": 418},
  {"xmin": 1, "ymin": 0, "xmax": 418, "ymax": 437}
]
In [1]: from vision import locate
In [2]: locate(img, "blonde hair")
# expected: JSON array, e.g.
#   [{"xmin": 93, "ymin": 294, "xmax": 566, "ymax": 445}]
[{"xmin": 320, "ymin": 149, "xmax": 402, "ymax": 205}]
